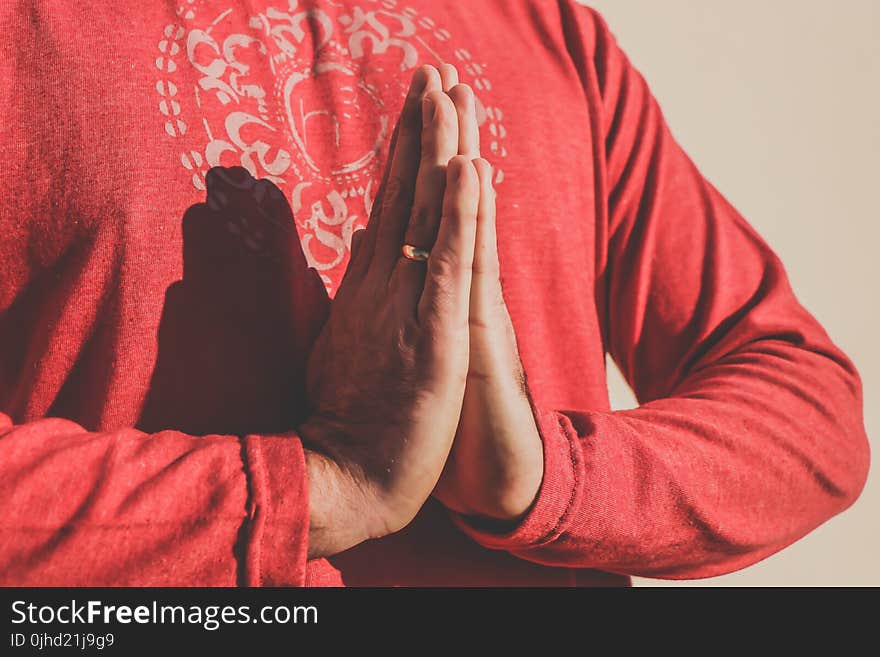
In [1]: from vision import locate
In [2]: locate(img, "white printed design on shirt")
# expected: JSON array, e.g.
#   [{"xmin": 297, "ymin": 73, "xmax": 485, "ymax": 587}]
[{"xmin": 154, "ymin": 0, "xmax": 508, "ymax": 294}]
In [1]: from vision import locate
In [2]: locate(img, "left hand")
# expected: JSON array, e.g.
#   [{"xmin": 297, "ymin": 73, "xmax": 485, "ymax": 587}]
[{"xmin": 431, "ymin": 65, "xmax": 544, "ymax": 524}]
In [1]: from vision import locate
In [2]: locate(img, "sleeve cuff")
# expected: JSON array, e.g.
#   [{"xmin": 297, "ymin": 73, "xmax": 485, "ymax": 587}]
[
  {"xmin": 448, "ymin": 406, "xmax": 585, "ymax": 551},
  {"xmin": 243, "ymin": 433, "xmax": 310, "ymax": 586}
]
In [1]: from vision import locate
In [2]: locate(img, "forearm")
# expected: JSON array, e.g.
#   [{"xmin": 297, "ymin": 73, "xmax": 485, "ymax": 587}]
[
  {"xmin": 451, "ymin": 340, "xmax": 869, "ymax": 578},
  {"xmin": 0, "ymin": 413, "xmax": 310, "ymax": 586},
  {"xmin": 453, "ymin": 1, "xmax": 864, "ymax": 578}
]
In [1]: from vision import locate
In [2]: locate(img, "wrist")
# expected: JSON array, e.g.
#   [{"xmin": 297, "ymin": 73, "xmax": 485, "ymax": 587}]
[
  {"xmin": 302, "ymin": 447, "xmax": 374, "ymax": 559},
  {"xmin": 300, "ymin": 416, "xmax": 403, "ymax": 559},
  {"xmin": 483, "ymin": 397, "xmax": 545, "ymax": 521}
]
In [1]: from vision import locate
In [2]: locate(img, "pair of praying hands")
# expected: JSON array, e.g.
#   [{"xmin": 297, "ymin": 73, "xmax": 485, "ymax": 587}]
[{"xmin": 300, "ymin": 64, "xmax": 543, "ymax": 558}]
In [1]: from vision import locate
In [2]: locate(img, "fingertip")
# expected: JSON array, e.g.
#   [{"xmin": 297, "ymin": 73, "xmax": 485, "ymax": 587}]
[
  {"xmin": 446, "ymin": 155, "xmax": 473, "ymax": 183},
  {"xmin": 414, "ymin": 64, "xmax": 434, "ymax": 80},
  {"xmin": 351, "ymin": 227, "xmax": 365, "ymax": 251},
  {"xmin": 438, "ymin": 62, "xmax": 459, "ymax": 90},
  {"xmin": 447, "ymin": 83, "xmax": 474, "ymax": 105},
  {"xmin": 471, "ymin": 157, "xmax": 492, "ymax": 181},
  {"xmin": 423, "ymin": 88, "xmax": 449, "ymax": 106},
  {"xmin": 418, "ymin": 65, "xmax": 443, "ymax": 94},
  {"xmin": 408, "ymin": 65, "xmax": 431, "ymax": 97},
  {"xmin": 448, "ymin": 84, "xmax": 477, "ymax": 128}
]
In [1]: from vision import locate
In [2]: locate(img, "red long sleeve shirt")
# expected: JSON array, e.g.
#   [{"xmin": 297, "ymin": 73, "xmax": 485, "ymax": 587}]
[{"xmin": 0, "ymin": 0, "xmax": 869, "ymax": 586}]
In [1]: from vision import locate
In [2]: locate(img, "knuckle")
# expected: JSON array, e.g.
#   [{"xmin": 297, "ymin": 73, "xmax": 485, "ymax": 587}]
[
  {"xmin": 467, "ymin": 315, "xmax": 492, "ymax": 331},
  {"xmin": 449, "ymin": 83, "xmax": 474, "ymax": 106},
  {"xmin": 471, "ymin": 260, "xmax": 501, "ymax": 277},
  {"xmin": 428, "ymin": 249, "xmax": 465, "ymax": 280},
  {"xmin": 408, "ymin": 204, "xmax": 434, "ymax": 236},
  {"xmin": 380, "ymin": 174, "xmax": 411, "ymax": 215}
]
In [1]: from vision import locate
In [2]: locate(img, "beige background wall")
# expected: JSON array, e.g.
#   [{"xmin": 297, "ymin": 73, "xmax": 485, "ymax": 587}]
[{"xmin": 582, "ymin": 1, "xmax": 879, "ymax": 585}]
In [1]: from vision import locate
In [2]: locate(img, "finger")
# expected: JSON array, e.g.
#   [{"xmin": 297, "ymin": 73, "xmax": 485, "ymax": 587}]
[
  {"xmin": 351, "ymin": 226, "xmax": 366, "ymax": 259},
  {"xmin": 391, "ymin": 155, "xmax": 476, "ymax": 316},
  {"xmin": 373, "ymin": 87, "xmax": 459, "ymax": 285},
  {"xmin": 470, "ymin": 158, "xmax": 501, "ymax": 320},
  {"xmin": 339, "ymin": 227, "xmax": 367, "ymax": 289},
  {"xmin": 348, "ymin": 118, "xmax": 399, "ymax": 281},
  {"xmin": 469, "ymin": 157, "xmax": 524, "ymax": 391},
  {"xmin": 402, "ymin": 90, "xmax": 460, "ymax": 254},
  {"xmin": 366, "ymin": 65, "xmax": 443, "ymax": 279},
  {"xmin": 448, "ymin": 83, "xmax": 479, "ymax": 159},
  {"xmin": 414, "ymin": 155, "xmax": 479, "ymax": 331},
  {"xmin": 437, "ymin": 62, "xmax": 459, "ymax": 91}
]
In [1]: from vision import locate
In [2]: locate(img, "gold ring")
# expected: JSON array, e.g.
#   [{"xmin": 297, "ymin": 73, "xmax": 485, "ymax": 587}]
[{"xmin": 401, "ymin": 244, "xmax": 430, "ymax": 261}]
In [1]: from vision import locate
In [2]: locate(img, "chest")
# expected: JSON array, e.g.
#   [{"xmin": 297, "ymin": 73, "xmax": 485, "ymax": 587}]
[{"xmin": 2, "ymin": 0, "xmax": 600, "ymax": 294}]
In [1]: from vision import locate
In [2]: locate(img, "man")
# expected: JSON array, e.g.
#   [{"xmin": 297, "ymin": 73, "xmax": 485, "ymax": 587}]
[{"xmin": 0, "ymin": 1, "xmax": 869, "ymax": 586}]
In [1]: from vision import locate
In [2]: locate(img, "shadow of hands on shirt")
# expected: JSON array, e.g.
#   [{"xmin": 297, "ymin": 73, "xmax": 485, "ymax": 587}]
[{"xmin": 138, "ymin": 166, "xmax": 330, "ymax": 437}]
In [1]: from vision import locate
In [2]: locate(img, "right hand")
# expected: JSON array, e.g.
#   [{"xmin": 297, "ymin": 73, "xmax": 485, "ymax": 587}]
[{"xmin": 299, "ymin": 64, "xmax": 479, "ymax": 559}]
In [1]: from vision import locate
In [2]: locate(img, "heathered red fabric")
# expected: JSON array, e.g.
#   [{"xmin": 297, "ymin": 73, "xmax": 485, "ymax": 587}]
[{"xmin": 0, "ymin": 1, "xmax": 869, "ymax": 586}]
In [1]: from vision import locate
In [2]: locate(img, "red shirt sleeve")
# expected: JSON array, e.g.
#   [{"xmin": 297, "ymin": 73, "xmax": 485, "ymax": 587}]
[
  {"xmin": 450, "ymin": 3, "xmax": 870, "ymax": 579},
  {"xmin": 0, "ymin": 413, "xmax": 309, "ymax": 586}
]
